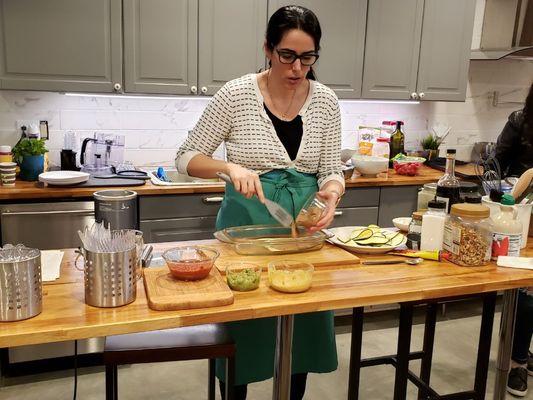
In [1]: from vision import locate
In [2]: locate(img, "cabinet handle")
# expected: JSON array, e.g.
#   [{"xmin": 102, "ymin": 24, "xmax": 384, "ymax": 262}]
[
  {"xmin": 418, "ymin": 92, "xmax": 425, "ymax": 99},
  {"xmin": 410, "ymin": 92, "xmax": 419, "ymax": 100},
  {"xmin": 202, "ymin": 196, "xmax": 223, "ymax": 204},
  {"xmin": 190, "ymin": 86, "xmax": 198, "ymax": 94},
  {"xmin": 334, "ymin": 211, "xmax": 343, "ymax": 217},
  {"xmin": 2, "ymin": 209, "xmax": 94, "ymax": 217},
  {"xmin": 200, "ymin": 86, "xmax": 208, "ymax": 94},
  {"xmin": 113, "ymin": 83, "xmax": 122, "ymax": 92}
]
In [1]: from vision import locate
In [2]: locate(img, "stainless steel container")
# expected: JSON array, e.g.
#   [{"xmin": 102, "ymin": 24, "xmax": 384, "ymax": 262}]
[
  {"xmin": 94, "ymin": 190, "xmax": 138, "ymax": 230},
  {"xmin": 0, "ymin": 246, "xmax": 42, "ymax": 322},
  {"xmin": 75, "ymin": 247, "xmax": 137, "ymax": 308}
]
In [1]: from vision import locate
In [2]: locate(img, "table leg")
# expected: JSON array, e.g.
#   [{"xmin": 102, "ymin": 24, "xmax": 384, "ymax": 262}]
[
  {"xmin": 493, "ymin": 289, "xmax": 518, "ymax": 400},
  {"xmin": 348, "ymin": 307, "xmax": 365, "ymax": 400},
  {"xmin": 394, "ymin": 304, "xmax": 414, "ymax": 400},
  {"xmin": 273, "ymin": 314, "xmax": 294, "ymax": 400}
]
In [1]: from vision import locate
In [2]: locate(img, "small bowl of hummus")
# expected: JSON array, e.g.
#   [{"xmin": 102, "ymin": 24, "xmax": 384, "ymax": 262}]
[
  {"xmin": 267, "ymin": 260, "xmax": 314, "ymax": 293},
  {"xmin": 225, "ymin": 262, "xmax": 262, "ymax": 291}
]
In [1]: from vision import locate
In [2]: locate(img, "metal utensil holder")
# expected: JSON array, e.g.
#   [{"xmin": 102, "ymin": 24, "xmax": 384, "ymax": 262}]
[
  {"xmin": 0, "ymin": 252, "xmax": 42, "ymax": 322},
  {"xmin": 75, "ymin": 246, "xmax": 137, "ymax": 308}
]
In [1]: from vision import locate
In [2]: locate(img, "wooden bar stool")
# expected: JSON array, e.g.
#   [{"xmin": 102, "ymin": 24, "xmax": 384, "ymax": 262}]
[{"xmin": 103, "ymin": 324, "xmax": 235, "ymax": 400}]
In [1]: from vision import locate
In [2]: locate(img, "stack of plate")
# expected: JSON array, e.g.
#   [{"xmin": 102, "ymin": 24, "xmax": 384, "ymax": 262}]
[{"xmin": 38, "ymin": 171, "xmax": 90, "ymax": 186}]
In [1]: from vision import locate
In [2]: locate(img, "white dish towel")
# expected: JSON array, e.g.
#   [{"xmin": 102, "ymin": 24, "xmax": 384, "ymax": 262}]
[
  {"xmin": 41, "ymin": 250, "xmax": 64, "ymax": 281},
  {"xmin": 497, "ymin": 256, "xmax": 533, "ymax": 270}
]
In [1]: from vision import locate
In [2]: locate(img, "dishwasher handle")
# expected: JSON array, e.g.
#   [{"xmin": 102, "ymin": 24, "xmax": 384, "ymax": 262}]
[{"xmin": 1, "ymin": 209, "xmax": 94, "ymax": 217}]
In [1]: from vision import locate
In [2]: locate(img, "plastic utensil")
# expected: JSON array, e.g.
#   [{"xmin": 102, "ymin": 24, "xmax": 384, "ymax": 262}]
[
  {"xmin": 156, "ymin": 167, "xmax": 170, "ymax": 182},
  {"xmin": 216, "ymin": 172, "xmax": 294, "ymax": 228},
  {"xmin": 362, "ymin": 257, "xmax": 423, "ymax": 265}
]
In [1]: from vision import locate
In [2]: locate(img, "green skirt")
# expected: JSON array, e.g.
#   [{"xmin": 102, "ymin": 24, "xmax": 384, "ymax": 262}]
[{"xmin": 215, "ymin": 169, "xmax": 338, "ymax": 385}]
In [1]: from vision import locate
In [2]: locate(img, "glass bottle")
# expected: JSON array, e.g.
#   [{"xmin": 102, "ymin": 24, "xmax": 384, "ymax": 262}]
[
  {"xmin": 389, "ymin": 121, "xmax": 405, "ymax": 163},
  {"xmin": 436, "ymin": 149, "xmax": 461, "ymax": 212}
]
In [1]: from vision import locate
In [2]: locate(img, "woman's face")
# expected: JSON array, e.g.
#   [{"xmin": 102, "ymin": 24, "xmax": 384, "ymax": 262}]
[{"xmin": 266, "ymin": 29, "xmax": 316, "ymax": 90}]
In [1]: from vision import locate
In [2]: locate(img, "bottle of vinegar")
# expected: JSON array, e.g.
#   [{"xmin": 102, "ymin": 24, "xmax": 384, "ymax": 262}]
[{"xmin": 436, "ymin": 149, "xmax": 461, "ymax": 212}]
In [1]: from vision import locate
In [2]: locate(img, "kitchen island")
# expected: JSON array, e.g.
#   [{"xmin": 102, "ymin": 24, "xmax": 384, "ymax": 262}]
[{"xmin": 1, "ymin": 239, "xmax": 532, "ymax": 400}]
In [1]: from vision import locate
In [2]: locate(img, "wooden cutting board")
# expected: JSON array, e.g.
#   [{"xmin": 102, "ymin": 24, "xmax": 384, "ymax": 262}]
[
  {"xmin": 143, "ymin": 267, "xmax": 234, "ymax": 311},
  {"xmin": 213, "ymin": 242, "xmax": 360, "ymax": 274}
]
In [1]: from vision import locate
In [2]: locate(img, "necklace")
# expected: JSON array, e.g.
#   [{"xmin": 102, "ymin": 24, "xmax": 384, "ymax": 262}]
[{"xmin": 266, "ymin": 70, "xmax": 297, "ymax": 121}]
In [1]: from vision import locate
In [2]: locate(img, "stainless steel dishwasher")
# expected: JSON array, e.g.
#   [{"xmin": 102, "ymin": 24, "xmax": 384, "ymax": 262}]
[{"xmin": 0, "ymin": 201, "xmax": 104, "ymax": 364}]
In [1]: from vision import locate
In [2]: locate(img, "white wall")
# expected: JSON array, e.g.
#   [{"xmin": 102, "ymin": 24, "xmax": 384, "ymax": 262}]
[{"xmin": 0, "ymin": 59, "xmax": 531, "ymax": 168}]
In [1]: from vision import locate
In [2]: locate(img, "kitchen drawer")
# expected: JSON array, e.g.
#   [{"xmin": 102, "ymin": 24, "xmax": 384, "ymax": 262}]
[
  {"xmin": 140, "ymin": 216, "xmax": 217, "ymax": 243},
  {"xmin": 339, "ymin": 187, "xmax": 380, "ymax": 208},
  {"xmin": 330, "ymin": 207, "xmax": 379, "ymax": 227},
  {"xmin": 378, "ymin": 186, "xmax": 420, "ymax": 227},
  {"xmin": 139, "ymin": 194, "xmax": 223, "ymax": 220}
]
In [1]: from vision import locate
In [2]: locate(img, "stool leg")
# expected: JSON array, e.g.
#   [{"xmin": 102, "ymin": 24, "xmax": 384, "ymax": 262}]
[
  {"xmin": 208, "ymin": 359, "xmax": 216, "ymax": 400},
  {"xmin": 225, "ymin": 356, "xmax": 235, "ymax": 400},
  {"xmin": 105, "ymin": 364, "xmax": 118, "ymax": 400}
]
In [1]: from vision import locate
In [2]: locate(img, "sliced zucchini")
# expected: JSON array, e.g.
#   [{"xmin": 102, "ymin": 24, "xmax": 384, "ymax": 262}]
[
  {"xmin": 387, "ymin": 232, "xmax": 406, "ymax": 247},
  {"xmin": 337, "ymin": 234, "xmax": 353, "ymax": 244},
  {"xmin": 356, "ymin": 236, "xmax": 390, "ymax": 245},
  {"xmin": 352, "ymin": 228, "xmax": 373, "ymax": 241}
]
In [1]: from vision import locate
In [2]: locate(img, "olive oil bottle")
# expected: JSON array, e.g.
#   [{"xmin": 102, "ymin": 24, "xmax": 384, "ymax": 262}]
[{"xmin": 389, "ymin": 121, "xmax": 405, "ymax": 164}]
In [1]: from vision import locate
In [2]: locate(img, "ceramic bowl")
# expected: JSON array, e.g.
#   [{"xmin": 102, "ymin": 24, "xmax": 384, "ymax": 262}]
[
  {"xmin": 350, "ymin": 155, "xmax": 389, "ymax": 177},
  {"xmin": 393, "ymin": 217, "xmax": 412, "ymax": 232}
]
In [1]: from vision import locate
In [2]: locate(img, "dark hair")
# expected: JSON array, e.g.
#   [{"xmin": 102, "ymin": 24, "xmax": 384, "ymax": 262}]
[
  {"xmin": 524, "ymin": 82, "xmax": 533, "ymax": 129},
  {"xmin": 265, "ymin": 5, "xmax": 321, "ymax": 80}
]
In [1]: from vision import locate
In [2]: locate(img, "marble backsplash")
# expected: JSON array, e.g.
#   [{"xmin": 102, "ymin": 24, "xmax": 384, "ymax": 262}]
[{"xmin": 0, "ymin": 59, "xmax": 531, "ymax": 168}]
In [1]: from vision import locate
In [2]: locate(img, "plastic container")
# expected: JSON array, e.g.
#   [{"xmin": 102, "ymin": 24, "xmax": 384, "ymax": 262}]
[
  {"xmin": 420, "ymin": 200, "xmax": 447, "ymax": 251},
  {"xmin": 482, "ymin": 195, "xmax": 531, "ymax": 249},
  {"xmin": 392, "ymin": 155, "xmax": 426, "ymax": 176},
  {"xmin": 0, "ymin": 145, "xmax": 12, "ymax": 163},
  {"xmin": 417, "ymin": 183, "xmax": 437, "ymax": 210},
  {"xmin": 226, "ymin": 262, "xmax": 261, "ymax": 291},
  {"xmin": 268, "ymin": 260, "xmax": 314, "ymax": 293},
  {"xmin": 162, "ymin": 246, "xmax": 219, "ymax": 281},
  {"xmin": 372, "ymin": 137, "xmax": 390, "ymax": 159},
  {"xmin": 491, "ymin": 194, "xmax": 522, "ymax": 259},
  {"xmin": 443, "ymin": 204, "xmax": 492, "ymax": 266}
]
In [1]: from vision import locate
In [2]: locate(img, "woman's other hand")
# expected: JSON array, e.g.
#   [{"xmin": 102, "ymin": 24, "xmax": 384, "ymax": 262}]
[
  {"xmin": 226, "ymin": 163, "xmax": 266, "ymax": 203},
  {"xmin": 307, "ymin": 190, "xmax": 340, "ymax": 232}
]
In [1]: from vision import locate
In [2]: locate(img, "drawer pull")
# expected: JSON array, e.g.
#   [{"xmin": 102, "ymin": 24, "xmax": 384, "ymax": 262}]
[
  {"xmin": 334, "ymin": 211, "xmax": 343, "ymax": 217},
  {"xmin": 202, "ymin": 196, "xmax": 223, "ymax": 204}
]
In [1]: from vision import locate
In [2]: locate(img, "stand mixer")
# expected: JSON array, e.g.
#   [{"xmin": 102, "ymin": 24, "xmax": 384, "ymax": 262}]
[{"xmin": 80, "ymin": 133, "xmax": 125, "ymax": 175}]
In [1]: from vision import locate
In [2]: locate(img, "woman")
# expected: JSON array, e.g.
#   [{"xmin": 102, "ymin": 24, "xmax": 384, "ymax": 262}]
[
  {"xmin": 494, "ymin": 82, "xmax": 533, "ymax": 178},
  {"xmin": 497, "ymin": 82, "xmax": 533, "ymax": 397},
  {"xmin": 176, "ymin": 5, "xmax": 344, "ymax": 399}
]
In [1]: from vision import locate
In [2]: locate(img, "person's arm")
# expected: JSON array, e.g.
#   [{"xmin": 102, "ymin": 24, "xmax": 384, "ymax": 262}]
[
  {"xmin": 310, "ymin": 96, "xmax": 345, "ymax": 231},
  {"xmin": 175, "ymin": 83, "xmax": 265, "ymax": 202},
  {"xmin": 494, "ymin": 111, "xmax": 522, "ymax": 177}
]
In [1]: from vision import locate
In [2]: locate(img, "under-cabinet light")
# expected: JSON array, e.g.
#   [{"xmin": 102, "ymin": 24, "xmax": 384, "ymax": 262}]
[
  {"xmin": 340, "ymin": 99, "xmax": 420, "ymax": 105},
  {"xmin": 63, "ymin": 92, "xmax": 202, "ymax": 100}
]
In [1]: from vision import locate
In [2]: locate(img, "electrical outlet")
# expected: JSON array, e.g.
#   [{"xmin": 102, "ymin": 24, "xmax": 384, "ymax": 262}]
[{"xmin": 15, "ymin": 120, "xmax": 37, "ymax": 136}]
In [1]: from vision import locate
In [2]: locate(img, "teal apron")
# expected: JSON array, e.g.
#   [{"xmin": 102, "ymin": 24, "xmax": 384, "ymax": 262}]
[{"xmin": 215, "ymin": 169, "xmax": 338, "ymax": 385}]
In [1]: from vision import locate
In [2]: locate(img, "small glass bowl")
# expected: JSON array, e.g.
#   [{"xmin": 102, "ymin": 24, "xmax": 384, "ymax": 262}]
[
  {"xmin": 267, "ymin": 260, "xmax": 314, "ymax": 293},
  {"xmin": 295, "ymin": 193, "xmax": 327, "ymax": 228},
  {"xmin": 162, "ymin": 246, "xmax": 219, "ymax": 281},
  {"xmin": 225, "ymin": 262, "xmax": 262, "ymax": 292}
]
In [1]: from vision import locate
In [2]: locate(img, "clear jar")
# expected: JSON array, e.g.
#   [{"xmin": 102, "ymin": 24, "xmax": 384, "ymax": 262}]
[
  {"xmin": 442, "ymin": 204, "xmax": 492, "ymax": 266},
  {"xmin": 417, "ymin": 183, "xmax": 437, "ymax": 211},
  {"xmin": 406, "ymin": 211, "xmax": 424, "ymax": 250}
]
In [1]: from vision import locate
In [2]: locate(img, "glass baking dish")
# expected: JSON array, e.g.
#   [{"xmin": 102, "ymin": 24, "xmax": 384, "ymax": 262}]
[{"xmin": 213, "ymin": 225, "xmax": 330, "ymax": 255}]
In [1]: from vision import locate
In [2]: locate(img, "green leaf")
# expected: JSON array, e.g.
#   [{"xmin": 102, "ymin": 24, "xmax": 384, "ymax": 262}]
[{"xmin": 12, "ymin": 138, "xmax": 48, "ymax": 164}]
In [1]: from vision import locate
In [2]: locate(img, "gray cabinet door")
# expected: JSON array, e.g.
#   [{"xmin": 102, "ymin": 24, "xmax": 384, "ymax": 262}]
[
  {"xmin": 198, "ymin": 0, "xmax": 267, "ymax": 96},
  {"xmin": 362, "ymin": 0, "xmax": 424, "ymax": 100},
  {"xmin": 416, "ymin": 0, "xmax": 475, "ymax": 101},
  {"xmin": 378, "ymin": 186, "xmax": 420, "ymax": 228},
  {"xmin": 268, "ymin": 0, "xmax": 366, "ymax": 99},
  {"xmin": 123, "ymin": 0, "xmax": 198, "ymax": 95},
  {"xmin": 0, "ymin": 0, "xmax": 122, "ymax": 92}
]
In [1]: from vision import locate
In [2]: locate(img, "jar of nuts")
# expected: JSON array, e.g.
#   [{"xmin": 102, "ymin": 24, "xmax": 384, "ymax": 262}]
[{"xmin": 442, "ymin": 204, "xmax": 492, "ymax": 266}]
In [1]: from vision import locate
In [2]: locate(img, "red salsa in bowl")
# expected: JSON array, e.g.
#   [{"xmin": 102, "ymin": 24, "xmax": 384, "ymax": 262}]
[{"xmin": 162, "ymin": 246, "xmax": 219, "ymax": 281}]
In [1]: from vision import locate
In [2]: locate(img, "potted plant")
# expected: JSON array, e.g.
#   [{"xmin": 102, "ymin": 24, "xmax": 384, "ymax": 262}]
[
  {"xmin": 420, "ymin": 133, "xmax": 443, "ymax": 161},
  {"xmin": 12, "ymin": 138, "xmax": 48, "ymax": 181}
]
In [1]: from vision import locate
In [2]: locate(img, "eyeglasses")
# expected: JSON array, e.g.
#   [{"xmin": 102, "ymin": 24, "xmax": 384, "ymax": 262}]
[{"xmin": 275, "ymin": 49, "xmax": 319, "ymax": 66}]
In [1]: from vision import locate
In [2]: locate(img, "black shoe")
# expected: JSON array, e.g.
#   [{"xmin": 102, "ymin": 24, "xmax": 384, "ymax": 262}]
[
  {"xmin": 528, "ymin": 351, "xmax": 533, "ymax": 376},
  {"xmin": 507, "ymin": 367, "xmax": 528, "ymax": 397}
]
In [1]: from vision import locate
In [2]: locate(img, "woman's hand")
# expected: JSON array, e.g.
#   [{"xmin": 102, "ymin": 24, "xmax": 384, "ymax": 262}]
[
  {"xmin": 307, "ymin": 190, "xmax": 341, "ymax": 232},
  {"xmin": 226, "ymin": 163, "xmax": 266, "ymax": 203}
]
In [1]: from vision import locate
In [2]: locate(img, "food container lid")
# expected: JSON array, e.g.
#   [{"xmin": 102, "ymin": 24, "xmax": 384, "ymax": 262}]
[
  {"xmin": 0, "ymin": 145, "xmax": 11, "ymax": 153},
  {"xmin": 428, "ymin": 200, "xmax": 446, "ymax": 209},
  {"xmin": 422, "ymin": 182, "xmax": 437, "ymax": 191},
  {"xmin": 450, "ymin": 203, "xmax": 490, "ymax": 218},
  {"xmin": 459, "ymin": 181, "xmax": 479, "ymax": 194},
  {"xmin": 376, "ymin": 137, "xmax": 390, "ymax": 142},
  {"xmin": 464, "ymin": 195, "xmax": 482, "ymax": 204},
  {"xmin": 411, "ymin": 211, "xmax": 425, "ymax": 221}
]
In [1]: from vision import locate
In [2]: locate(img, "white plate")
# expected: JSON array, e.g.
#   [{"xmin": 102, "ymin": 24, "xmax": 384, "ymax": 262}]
[
  {"xmin": 39, "ymin": 171, "xmax": 90, "ymax": 185},
  {"xmin": 327, "ymin": 226, "xmax": 407, "ymax": 254}
]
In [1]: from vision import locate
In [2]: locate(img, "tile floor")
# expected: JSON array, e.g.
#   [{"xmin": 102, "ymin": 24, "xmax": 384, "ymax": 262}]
[{"xmin": 1, "ymin": 300, "xmax": 531, "ymax": 399}]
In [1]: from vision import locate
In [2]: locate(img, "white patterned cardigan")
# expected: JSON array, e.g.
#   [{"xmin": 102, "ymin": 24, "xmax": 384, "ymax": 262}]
[{"xmin": 176, "ymin": 73, "xmax": 345, "ymax": 190}]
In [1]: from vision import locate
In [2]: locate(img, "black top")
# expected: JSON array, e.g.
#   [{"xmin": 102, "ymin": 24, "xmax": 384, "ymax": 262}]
[
  {"xmin": 264, "ymin": 104, "xmax": 303, "ymax": 161},
  {"xmin": 494, "ymin": 110, "xmax": 533, "ymax": 177}
]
